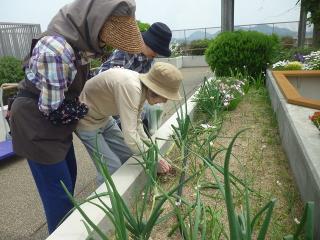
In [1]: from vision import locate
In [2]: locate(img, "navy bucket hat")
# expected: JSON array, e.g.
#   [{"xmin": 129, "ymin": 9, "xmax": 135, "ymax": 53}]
[{"xmin": 142, "ymin": 22, "xmax": 172, "ymax": 57}]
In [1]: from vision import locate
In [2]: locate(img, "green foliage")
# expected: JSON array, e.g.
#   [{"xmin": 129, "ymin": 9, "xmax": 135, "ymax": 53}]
[
  {"xmin": 284, "ymin": 61, "xmax": 303, "ymax": 70},
  {"xmin": 193, "ymin": 75, "xmax": 247, "ymax": 116},
  {"xmin": 271, "ymin": 46, "xmax": 318, "ymax": 64},
  {"xmin": 170, "ymin": 42, "xmax": 185, "ymax": 57},
  {"xmin": 304, "ymin": 50, "xmax": 320, "ymax": 70},
  {"xmin": 137, "ymin": 20, "xmax": 150, "ymax": 32},
  {"xmin": 0, "ymin": 56, "xmax": 24, "ymax": 85},
  {"xmin": 89, "ymin": 58, "xmax": 102, "ymax": 69},
  {"xmin": 187, "ymin": 39, "xmax": 211, "ymax": 55},
  {"xmin": 205, "ymin": 30, "xmax": 279, "ymax": 78},
  {"xmin": 299, "ymin": 0, "xmax": 320, "ymax": 25},
  {"xmin": 273, "ymin": 61, "xmax": 303, "ymax": 71}
]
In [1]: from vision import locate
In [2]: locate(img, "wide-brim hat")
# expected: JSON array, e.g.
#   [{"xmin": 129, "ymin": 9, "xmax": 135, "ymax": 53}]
[
  {"xmin": 139, "ymin": 62, "xmax": 182, "ymax": 101},
  {"xmin": 142, "ymin": 22, "xmax": 172, "ymax": 57},
  {"xmin": 100, "ymin": 16, "xmax": 143, "ymax": 54}
]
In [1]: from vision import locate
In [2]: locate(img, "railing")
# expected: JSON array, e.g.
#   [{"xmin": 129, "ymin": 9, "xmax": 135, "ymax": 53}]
[
  {"xmin": 170, "ymin": 21, "xmax": 314, "ymax": 55},
  {"xmin": 171, "ymin": 21, "xmax": 314, "ymax": 44},
  {"xmin": 0, "ymin": 22, "xmax": 41, "ymax": 59},
  {"xmin": 0, "ymin": 21, "xmax": 314, "ymax": 60}
]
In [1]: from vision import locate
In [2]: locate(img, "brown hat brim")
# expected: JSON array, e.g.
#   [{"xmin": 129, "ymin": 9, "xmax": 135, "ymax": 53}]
[
  {"xmin": 100, "ymin": 16, "xmax": 143, "ymax": 54},
  {"xmin": 140, "ymin": 74, "xmax": 182, "ymax": 101}
]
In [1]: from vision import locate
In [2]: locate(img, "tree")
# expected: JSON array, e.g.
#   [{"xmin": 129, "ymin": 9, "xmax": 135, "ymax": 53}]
[
  {"xmin": 297, "ymin": 0, "xmax": 320, "ymax": 47},
  {"xmin": 137, "ymin": 20, "xmax": 150, "ymax": 32}
]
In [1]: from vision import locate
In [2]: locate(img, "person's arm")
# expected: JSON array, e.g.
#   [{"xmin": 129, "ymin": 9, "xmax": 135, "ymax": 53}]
[
  {"xmin": 26, "ymin": 36, "xmax": 77, "ymax": 115},
  {"xmin": 115, "ymin": 82, "xmax": 150, "ymax": 154},
  {"xmin": 116, "ymin": 81, "xmax": 171, "ymax": 172}
]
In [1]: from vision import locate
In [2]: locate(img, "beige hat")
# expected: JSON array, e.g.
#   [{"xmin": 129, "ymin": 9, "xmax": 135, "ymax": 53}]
[
  {"xmin": 140, "ymin": 62, "xmax": 183, "ymax": 101},
  {"xmin": 99, "ymin": 16, "xmax": 143, "ymax": 54}
]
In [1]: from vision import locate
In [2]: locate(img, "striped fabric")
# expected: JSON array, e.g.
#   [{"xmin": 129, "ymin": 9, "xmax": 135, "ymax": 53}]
[
  {"xmin": 98, "ymin": 49, "xmax": 153, "ymax": 74},
  {"xmin": 25, "ymin": 35, "xmax": 77, "ymax": 115}
]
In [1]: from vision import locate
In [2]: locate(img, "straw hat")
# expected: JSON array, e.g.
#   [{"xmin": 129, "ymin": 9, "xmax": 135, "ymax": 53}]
[
  {"xmin": 99, "ymin": 16, "xmax": 143, "ymax": 54},
  {"xmin": 139, "ymin": 62, "xmax": 183, "ymax": 101}
]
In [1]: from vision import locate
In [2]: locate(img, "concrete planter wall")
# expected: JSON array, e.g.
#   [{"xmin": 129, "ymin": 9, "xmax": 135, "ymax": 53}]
[
  {"xmin": 46, "ymin": 90, "xmax": 199, "ymax": 239},
  {"xmin": 266, "ymin": 70, "xmax": 320, "ymax": 238},
  {"xmin": 155, "ymin": 55, "xmax": 208, "ymax": 69}
]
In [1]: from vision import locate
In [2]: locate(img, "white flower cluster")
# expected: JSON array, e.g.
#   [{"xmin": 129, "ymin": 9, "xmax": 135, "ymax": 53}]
[
  {"xmin": 272, "ymin": 51, "xmax": 320, "ymax": 70},
  {"xmin": 272, "ymin": 60, "xmax": 289, "ymax": 69},
  {"xmin": 216, "ymin": 78, "xmax": 245, "ymax": 107},
  {"xmin": 169, "ymin": 42, "xmax": 182, "ymax": 57},
  {"xmin": 303, "ymin": 51, "xmax": 320, "ymax": 70}
]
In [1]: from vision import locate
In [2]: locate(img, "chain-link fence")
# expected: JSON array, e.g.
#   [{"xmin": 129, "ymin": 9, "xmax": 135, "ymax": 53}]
[
  {"xmin": 0, "ymin": 21, "xmax": 315, "ymax": 59},
  {"xmin": 171, "ymin": 21, "xmax": 314, "ymax": 55},
  {"xmin": 0, "ymin": 22, "xmax": 41, "ymax": 59}
]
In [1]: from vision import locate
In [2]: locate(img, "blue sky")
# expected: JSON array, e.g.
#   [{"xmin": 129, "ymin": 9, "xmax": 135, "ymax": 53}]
[{"xmin": 0, "ymin": 0, "xmax": 300, "ymax": 31}]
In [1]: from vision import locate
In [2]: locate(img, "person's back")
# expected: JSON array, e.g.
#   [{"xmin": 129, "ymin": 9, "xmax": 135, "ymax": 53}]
[
  {"xmin": 76, "ymin": 62, "xmax": 183, "ymax": 183},
  {"xmin": 78, "ymin": 68, "xmax": 142, "ymax": 131},
  {"xmin": 97, "ymin": 22, "xmax": 172, "ymax": 134}
]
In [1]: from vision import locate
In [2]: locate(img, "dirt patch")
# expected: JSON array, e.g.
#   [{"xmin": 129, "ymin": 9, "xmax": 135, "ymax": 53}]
[{"xmin": 149, "ymin": 87, "xmax": 303, "ymax": 239}]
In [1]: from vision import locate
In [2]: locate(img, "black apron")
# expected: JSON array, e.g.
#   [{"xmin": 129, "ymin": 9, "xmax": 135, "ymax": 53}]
[{"xmin": 10, "ymin": 33, "xmax": 89, "ymax": 164}]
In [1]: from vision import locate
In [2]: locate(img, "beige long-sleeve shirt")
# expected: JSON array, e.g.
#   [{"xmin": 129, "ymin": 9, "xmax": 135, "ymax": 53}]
[{"xmin": 77, "ymin": 68, "xmax": 150, "ymax": 154}]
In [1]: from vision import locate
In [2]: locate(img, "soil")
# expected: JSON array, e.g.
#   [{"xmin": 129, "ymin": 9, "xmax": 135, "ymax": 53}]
[{"xmin": 148, "ymin": 86, "xmax": 303, "ymax": 240}]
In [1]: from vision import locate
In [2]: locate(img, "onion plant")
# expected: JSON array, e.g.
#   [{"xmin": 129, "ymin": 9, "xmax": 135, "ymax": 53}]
[{"xmin": 61, "ymin": 137, "xmax": 202, "ymax": 240}]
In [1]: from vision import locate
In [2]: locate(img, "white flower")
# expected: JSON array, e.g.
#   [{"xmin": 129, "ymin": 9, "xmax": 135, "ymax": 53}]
[
  {"xmin": 294, "ymin": 218, "xmax": 300, "ymax": 224},
  {"xmin": 200, "ymin": 124, "xmax": 217, "ymax": 129},
  {"xmin": 276, "ymin": 180, "xmax": 282, "ymax": 186}
]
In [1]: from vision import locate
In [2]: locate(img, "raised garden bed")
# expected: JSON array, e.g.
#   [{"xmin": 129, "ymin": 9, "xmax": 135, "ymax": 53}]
[{"xmin": 267, "ymin": 69, "xmax": 320, "ymax": 238}]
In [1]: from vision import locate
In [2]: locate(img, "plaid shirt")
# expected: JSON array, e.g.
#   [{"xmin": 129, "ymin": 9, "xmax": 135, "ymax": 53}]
[
  {"xmin": 98, "ymin": 49, "xmax": 153, "ymax": 74},
  {"xmin": 25, "ymin": 35, "xmax": 77, "ymax": 115}
]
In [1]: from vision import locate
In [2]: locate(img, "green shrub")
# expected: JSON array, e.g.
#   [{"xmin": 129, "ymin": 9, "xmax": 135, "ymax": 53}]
[
  {"xmin": 205, "ymin": 30, "xmax": 279, "ymax": 78},
  {"xmin": 187, "ymin": 39, "xmax": 211, "ymax": 55},
  {"xmin": 0, "ymin": 56, "xmax": 24, "ymax": 85}
]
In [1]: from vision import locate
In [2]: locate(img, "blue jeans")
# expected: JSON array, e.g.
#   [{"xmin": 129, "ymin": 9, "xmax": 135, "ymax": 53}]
[
  {"xmin": 76, "ymin": 118, "xmax": 132, "ymax": 185},
  {"xmin": 27, "ymin": 144, "xmax": 77, "ymax": 234}
]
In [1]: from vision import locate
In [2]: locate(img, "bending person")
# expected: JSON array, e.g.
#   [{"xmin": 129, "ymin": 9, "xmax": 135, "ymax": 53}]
[
  {"xmin": 10, "ymin": 0, "xmax": 143, "ymax": 234},
  {"xmin": 76, "ymin": 62, "xmax": 182, "ymax": 184},
  {"xmin": 98, "ymin": 22, "xmax": 172, "ymax": 135}
]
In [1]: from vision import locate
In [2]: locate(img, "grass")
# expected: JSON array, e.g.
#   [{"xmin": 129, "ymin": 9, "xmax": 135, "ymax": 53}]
[{"xmin": 149, "ymin": 85, "xmax": 304, "ymax": 239}]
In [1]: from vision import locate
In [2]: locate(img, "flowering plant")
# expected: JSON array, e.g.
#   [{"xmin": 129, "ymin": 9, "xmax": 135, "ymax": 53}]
[
  {"xmin": 272, "ymin": 60, "xmax": 303, "ymax": 70},
  {"xmin": 309, "ymin": 111, "xmax": 320, "ymax": 131},
  {"xmin": 303, "ymin": 51, "xmax": 320, "ymax": 70},
  {"xmin": 193, "ymin": 75, "xmax": 247, "ymax": 115},
  {"xmin": 169, "ymin": 42, "xmax": 183, "ymax": 57},
  {"xmin": 272, "ymin": 51, "xmax": 320, "ymax": 71}
]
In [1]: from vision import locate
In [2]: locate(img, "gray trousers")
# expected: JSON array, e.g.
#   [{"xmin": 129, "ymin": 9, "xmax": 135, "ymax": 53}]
[{"xmin": 76, "ymin": 118, "xmax": 133, "ymax": 185}]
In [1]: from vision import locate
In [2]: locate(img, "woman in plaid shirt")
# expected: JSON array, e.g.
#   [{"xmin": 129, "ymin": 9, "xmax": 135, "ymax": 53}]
[{"xmin": 10, "ymin": 0, "xmax": 144, "ymax": 233}]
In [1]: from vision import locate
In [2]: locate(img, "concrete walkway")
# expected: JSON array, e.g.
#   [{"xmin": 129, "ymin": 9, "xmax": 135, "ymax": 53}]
[{"xmin": 0, "ymin": 67, "xmax": 211, "ymax": 240}]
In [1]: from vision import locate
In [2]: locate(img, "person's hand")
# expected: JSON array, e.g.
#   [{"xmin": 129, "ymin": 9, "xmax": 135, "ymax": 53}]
[{"xmin": 157, "ymin": 158, "xmax": 172, "ymax": 174}]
